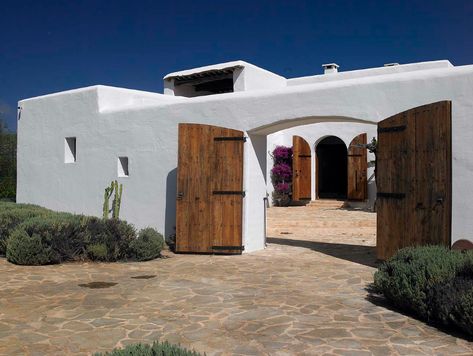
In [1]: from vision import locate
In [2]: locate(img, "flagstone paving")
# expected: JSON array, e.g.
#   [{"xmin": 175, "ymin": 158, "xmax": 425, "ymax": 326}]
[{"xmin": 1, "ymin": 203, "xmax": 472, "ymax": 355}]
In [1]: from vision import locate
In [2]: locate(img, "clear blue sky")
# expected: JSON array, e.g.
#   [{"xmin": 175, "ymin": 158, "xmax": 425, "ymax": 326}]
[{"xmin": 1, "ymin": 0, "xmax": 472, "ymax": 131}]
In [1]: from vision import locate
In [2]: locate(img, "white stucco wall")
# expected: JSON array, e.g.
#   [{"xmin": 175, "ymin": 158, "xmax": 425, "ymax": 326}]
[
  {"xmin": 17, "ymin": 61, "xmax": 473, "ymax": 252},
  {"xmin": 266, "ymin": 122, "xmax": 377, "ymax": 207}
]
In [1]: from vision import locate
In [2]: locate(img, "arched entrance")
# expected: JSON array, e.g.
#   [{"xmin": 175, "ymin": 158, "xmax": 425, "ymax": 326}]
[{"xmin": 316, "ymin": 136, "xmax": 347, "ymax": 199}]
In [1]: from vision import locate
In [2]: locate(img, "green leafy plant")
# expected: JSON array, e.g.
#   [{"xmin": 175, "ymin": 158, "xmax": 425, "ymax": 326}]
[
  {"xmin": 1, "ymin": 202, "xmax": 163, "ymax": 265},
  {"xmin": 373, "ymin": 245, "xmax": 473, "ymax": 336},
  {"xmin": 129, "ymin": 227, "xmax": 164, "ymax": 261},
  {"xmin": 0, "ymin": 203, "xmax": 51, "ymax": 255},
  {"xmin": 6, "ymin": 228, "xmax": 58, "ymax": 265},
  {"xmin": 0, "ymin": 126, "xmax": 16, "ymax": 201},
  {"xmin": 11, "ymin": 213, "xmax": 86, "ymax": 262},
  {"xmin": 94, "ymin": 340, "xmax": 202, "ymax": 356},
  {"xmin": 84, "ymin": 217, "xmax": 136, "ymax": 261},
  {"xmin": 86, "ymin": 243, "xmax": 108, "ymax": 261},
  {"xmin": 374, "ymin": 245, "xmax": 465, "ymax": 317}
]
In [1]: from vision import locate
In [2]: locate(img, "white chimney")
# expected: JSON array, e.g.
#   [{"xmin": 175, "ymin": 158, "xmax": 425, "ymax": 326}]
[{"xmin": 322, "ymin": 63, "xmax": 339, "ymax": 74}]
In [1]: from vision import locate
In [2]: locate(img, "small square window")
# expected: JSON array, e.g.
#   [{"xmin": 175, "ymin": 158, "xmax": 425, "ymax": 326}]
[
  {"xmin": 118, "ymin": 157, "xmax": 129, "ymax": 177},
  {"xmin": 65, "ymin": 137, "xmax": 76, "ymax": 163}
]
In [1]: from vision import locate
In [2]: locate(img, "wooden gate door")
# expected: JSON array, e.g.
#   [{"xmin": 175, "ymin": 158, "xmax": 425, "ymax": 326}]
[
  {"xmin": 347, "ymin": 133, "xmax": 368, "ymax": 200},
  {"xmin": 176, "ymin": 123, "xmax": 244, "ymax": 254},
  {"xmin": 292, "ymin": 136, "xmax": 311, "ymax": 201},
  {"xmin": 377, "ymin": 101, "xmax": 452, "ymax": 260}
]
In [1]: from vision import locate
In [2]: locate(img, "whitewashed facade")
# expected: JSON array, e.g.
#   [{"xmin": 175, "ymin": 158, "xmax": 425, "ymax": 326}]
[{"xmin": 17, "ymin": 60, "xmax": 473, "ymax": 252}]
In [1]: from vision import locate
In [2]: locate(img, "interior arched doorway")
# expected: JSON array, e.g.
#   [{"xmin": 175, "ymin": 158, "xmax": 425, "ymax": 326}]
[{"xmin": 316, "ymin": 136, "xmax": 347, "ymax": 199}]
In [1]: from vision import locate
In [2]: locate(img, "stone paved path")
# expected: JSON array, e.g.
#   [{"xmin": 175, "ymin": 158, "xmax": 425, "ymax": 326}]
[{"xmin": 1, "ymin": 202, "xmax": 472, "ymax": 355}]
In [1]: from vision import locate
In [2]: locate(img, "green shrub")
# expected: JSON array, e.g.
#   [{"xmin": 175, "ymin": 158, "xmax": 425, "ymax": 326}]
[
  {"xmin": 0, "ymin": 204, "xmax": 52, "ymax": 255},
  {"xmin": 129, "ymin": 227, "xmax": 164, "ymax": 261},
  {"xmin": 6, "ymin": 228, "xmax": 58, "ymax": 265},
  {"xmin": 14, "ymin": 213, "xmax": 87, "ymax": 262},
  {"xmin": 7, "ymin": 215, "xmax": 138, "ymax": 264},
  {"xmin": 84, "ymin": 218, "xmax": 136, "ymax": 261},
  {"xmin": 94, "ymin": 340, "xmax": 202, "ymax": 356},
  {"xmin": 427, "ymin": 261, "xmax": 473, "ymax": 335},
  {"xmin": 1, "ymin": 203, "xmax": 163, "ymax": 265},
  {"xmin": 374, "ymin": 245, "xmax": 473, "ymax": 337},
  {"xmin": 373, "ymin": 245, "xmax": 467, "ymax": 318},
  {"xmin": 0, "ymin": 200, "xmax": 18, "ymax": 211},
  {"xmin": 86, "ymin": 243, "xmax": 108, "ymax": 261}
]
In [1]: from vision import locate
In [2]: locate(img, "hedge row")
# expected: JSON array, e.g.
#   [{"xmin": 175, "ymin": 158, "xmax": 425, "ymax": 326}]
[
  {"xmin": 0, "ymin": 202, "xmax": 164, "ymax": 265},
  {"xmin": 94, "ymin": 341, "xmax": 202, "ymax": 356},
  {"xmin": 374, "ymin": 245, "xmax": 473, "ymax": 336}
]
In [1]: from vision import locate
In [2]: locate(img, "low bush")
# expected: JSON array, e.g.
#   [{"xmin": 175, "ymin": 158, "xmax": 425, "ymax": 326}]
[
  {"xmin": 17, "ymin": 214, "xmax": 87, "ymax": 262},
  {"xmin": 0, "ymin": 203, "xmax": 51, "ymax": 255},
  {"xmin": 373, "ymin": 245, "xmax": 467, "ymax": 317},
  {"xmin": 94, "ymin": 340, "xmax": 202, "ymax": 356},
  {"xmin": 6, "ymin": 228, "xmax": 57, "ymax": 265},
  {"xmin": 129, "ymin": 227, "xmax": 164, "ymax": 261},
  {"xmin": 427, "ymin": 262, "xmax": 473, "ymax": 335},
  {"xmin": 86, "ymin": 243, "xmax": 109, "ymax": 261},
  {"xmin": 84, "ymin": 217, "xmax": 136, "ymax": 261},
  {"xmin": 2, "ymin": 203, "xmax": 164, "ymax": 265},
  {"xmin": 373, "ymin": 245, "xmax": 473, "ymax": 336}
]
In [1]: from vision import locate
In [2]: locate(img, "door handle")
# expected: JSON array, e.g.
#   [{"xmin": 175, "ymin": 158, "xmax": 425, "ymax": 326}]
[{"xmin": 177, "ymin": 192, "xmax": 184, "ymax": 200}]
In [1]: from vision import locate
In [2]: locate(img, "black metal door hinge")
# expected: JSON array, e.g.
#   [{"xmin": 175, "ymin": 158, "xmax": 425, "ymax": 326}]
[
  {"xmin": 214, "ymin": 136, "xmax": 247, "ymax": 142},
  {"xmin": 212, "ymin": 246, "xmax": 245, "ymax": 251},
  {"xmin": 213, "ymin": 190, "xmax": 246, "ymax": 197},
  {"xmin": 378, "ymin": 125, "xmax": 407, "ymax": 134},
  {"xmin": 377, "ymin": 192, "xmax": 406, "ymax": 199}
]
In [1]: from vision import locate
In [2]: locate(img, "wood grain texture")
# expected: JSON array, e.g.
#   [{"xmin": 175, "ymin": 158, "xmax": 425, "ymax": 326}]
[
  {"xmin": 376, "ymin": 101, "xmax": 452, "ymax": 260},
  {"xmin": 292, "ymin": 136, "xmax": 311, "ymax": 201},
  {"xmin": 347, "ymin": 133, "xmax": 368, "ymax": 201},
  {"xmin": 176, "ymin": 124, "xmax": 244, "ymax": 254}
]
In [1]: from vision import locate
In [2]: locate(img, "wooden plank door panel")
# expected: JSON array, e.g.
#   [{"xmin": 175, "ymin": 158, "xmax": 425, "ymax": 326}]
[
  {"xmin": 176, "ymin": 123, "xmax": 244, "ymax": 254},
  {"xmin": 376, "ymin": 112, "xmax": 412, "ymax": 260},
  {"xmin": 376, "ymin": 101, "xmax": 451, "ymax": 260},
  {"xmin": 348, "ymin": 133, "xmax": 368, "ymax": 200},
  {"xmin": 292, "ymin": 135, "xmax": 311, "ymax": 201},
  {"xmin": 176, "ymin": 124, "xmax": 213, "ymax": 253},
  {"xmin": 211, "ymin": 127, "xmax": 244, "ymax": 253},
  {"xmin": 413, "ymin": 102, "xmax": 452, "ymax": 247}
]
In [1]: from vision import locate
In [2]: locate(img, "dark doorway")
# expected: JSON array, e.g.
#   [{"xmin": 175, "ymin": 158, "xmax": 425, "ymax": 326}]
[{"xmin": 316, "ymin": 136, "xmax": 347, "ymax": 199}]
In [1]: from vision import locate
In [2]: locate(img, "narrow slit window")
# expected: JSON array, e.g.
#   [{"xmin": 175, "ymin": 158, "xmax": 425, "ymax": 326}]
[
  {"xmin": 65, "ymin": 137, "xmax": 76, "ymax": 163},
  {"xmin": 118, "ymin": 157, "xmax": 129, "ymax": 177}
]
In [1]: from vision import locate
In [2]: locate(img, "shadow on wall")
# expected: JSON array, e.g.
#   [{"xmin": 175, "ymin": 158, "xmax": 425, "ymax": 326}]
[
  {"xmin": 267, "ymin": 237, "xmax": 378, "ymax": 268},
  {"xmin": 165, "ymin": 168, "xmax": 177, "ymax": 244}
]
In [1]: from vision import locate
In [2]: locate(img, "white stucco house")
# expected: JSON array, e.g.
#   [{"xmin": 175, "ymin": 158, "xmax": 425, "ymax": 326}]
[{"xmin": 16, "ymin": 59, "xmax": 473, "ymax": 257}]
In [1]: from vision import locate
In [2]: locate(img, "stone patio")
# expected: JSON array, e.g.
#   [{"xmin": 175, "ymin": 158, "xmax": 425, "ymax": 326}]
[{"xmin": 0, "ymin": 202, "xmax": 472, "ymax": 355}]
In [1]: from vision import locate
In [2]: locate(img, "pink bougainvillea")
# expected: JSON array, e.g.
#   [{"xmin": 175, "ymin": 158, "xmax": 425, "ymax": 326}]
[
  {"xmin": 272, "ymin": 146, "xmax": 293, "ymax": 164},
  {"xmin": 275, "ymin": 182, "xmax": 290, "ymax": 193},
  {"xmin": 270, "ymin": 145, "xmax": 293, "ymax": 205},
  {"xmin": 270, "ymin": 162, "xmax": 292, "ymax": 181}
]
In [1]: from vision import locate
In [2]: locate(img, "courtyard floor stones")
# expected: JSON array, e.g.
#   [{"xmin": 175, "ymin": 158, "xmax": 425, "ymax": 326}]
[{"xmin": 0, "ymin": 202, "xmax": 472, "ymax": 355}]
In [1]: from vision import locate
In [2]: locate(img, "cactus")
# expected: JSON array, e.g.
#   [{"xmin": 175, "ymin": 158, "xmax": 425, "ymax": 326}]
[
  {"xmin": 103, "ymin": 180, "xmax": 123, "ymax": 220},
  {"xmin": 102, "ymin": 181, "xmax": 115, "ymax": 219},
  {"xmin": 112, "ymin": 180, "xmax": 123, "ymax": 219}
]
